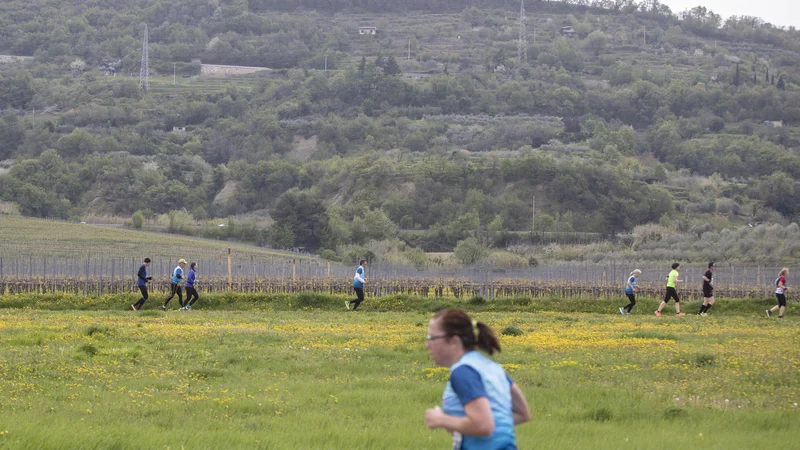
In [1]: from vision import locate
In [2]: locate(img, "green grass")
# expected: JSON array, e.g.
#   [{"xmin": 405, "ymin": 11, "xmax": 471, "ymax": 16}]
[
  {"xmin": 0, "ymin": 305, "xmax": 797, "ymax": 449},
  {"xmin": 0, "ymin": 291, "xmax": 791, "ymax": 316},
  {"xmin": 0, "ymin": 215, "xmax": 308, "ymax": 260}
]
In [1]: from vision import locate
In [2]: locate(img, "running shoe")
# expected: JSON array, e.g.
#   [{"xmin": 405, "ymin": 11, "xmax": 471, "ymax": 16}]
[
  {"xmin": 345, "ymin": 301, "xmax": 350, "ymax": 311},
  {"xmin": 160, "ymin": 305, "xmax": 166, "ymax": 311},
  {"xmin": 619, "ymin": 307, "xmax": 625, "ymax": 315},
  {"xmin": 699, "ymin": 313, "xmax": 707, "ymax": 317},
  {"xmin": 654, "ymin": 310, "xmax": 661, "ymax": 317},
  {"xmin": 676, "ymin": 312, "xmax": 685, "ymax": 317},
  {"xmin": 186, "ymin": 305, "xmax": 192, "ymax": 311},
  {"xmin": 766, "ymin": 310, "xmax": 772, "ymax": 318},
  {"xmin": 131, "ymin": 304, "xmax": 138, "ymax": 311}
]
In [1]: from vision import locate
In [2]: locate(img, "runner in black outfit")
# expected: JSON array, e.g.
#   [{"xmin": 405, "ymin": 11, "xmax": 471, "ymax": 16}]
[
  {"xmin": 184, "ymin": 262, "xmax": 199, "ymax": 311},
  {"xmin": 698, "ymin": 262, "xmax": 716, "ymax": 316},
  {"xmin": 131, "ymin": 258, "xmax": 152, "ymax": 311}
]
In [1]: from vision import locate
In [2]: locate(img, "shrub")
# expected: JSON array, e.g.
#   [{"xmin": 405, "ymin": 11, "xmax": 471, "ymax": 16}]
[
  {"xmin": 589, "ymin": 407, "xmax": 613, "ymax": 422},
  {"xmin": 501, "ymin": 325, "xmax": 523, "ymax": 336},
  {"xmin": 78, "ymin": 343, "xmax": 98, "ymax": 357},
  {"xmin": 468, "ymin": 295, "xmax": 486, "ymax": 305},
  {"xmin": 663, "ymin": 407, "xmax": 688, "ymax": 420},
  {"xmin": 84, "ymin": 325, "xmax": 111, "ymax": 336},
  {"xmin": 131, "ymin": 210, "xmax": 145, "ymax": 229}
]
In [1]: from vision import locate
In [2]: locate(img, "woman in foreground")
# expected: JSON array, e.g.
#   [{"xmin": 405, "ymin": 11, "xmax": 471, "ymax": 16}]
[{"xmin": 424, "ymin": 308, "xmax": 531, "ymax": 449}]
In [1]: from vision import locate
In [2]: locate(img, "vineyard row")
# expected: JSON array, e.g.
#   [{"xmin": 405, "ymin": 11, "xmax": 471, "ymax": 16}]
[{"xmin": 0, "ymin": 276, "xmax": 779, "ymax": 300}]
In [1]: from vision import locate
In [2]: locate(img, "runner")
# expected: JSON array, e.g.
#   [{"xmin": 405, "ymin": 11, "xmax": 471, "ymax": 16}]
[
  {"xmin": 655, "ymin": 263, "xmax": 685, "ymax": 317},
  {"xmin": 766, "ymin": 268, "xmax": 789, "ymax": 319},
  {"xmin": 345, "ymin": 259, "xmax": 367, "ymax": 311},
  {"xmin": 698, "ymin": 262, "xmax": 716, "ymax": 316},
  {"xmin": 184, "ymin": 262, "xmax": 199, "ymax": 311},
  {"xmin": 161, "ymin": 259, "xmax": 186, "ymax": 311},
  {"xmin": 620, "ymin": 269, "xmax": 641, "ymax": 315},
  {"xmin": 131, "ymin": 257, "xmax": 152, "ymax": 311},
  {"xmin": 424, "ymin": 308, "xmax": 531, "ymax": 449}
]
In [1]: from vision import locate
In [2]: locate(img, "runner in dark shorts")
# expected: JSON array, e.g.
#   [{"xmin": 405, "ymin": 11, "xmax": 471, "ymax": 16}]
[
  {"xmin": 656, "ymin": 263, "xmax": 684, "ymax": 317},
  {"xmin": 698, "ymin": 262, "xmax": 716, "ymax": 316},
  {"xmin": 767, "ymin": 268, "xmax": 789, "ymax": 319}
]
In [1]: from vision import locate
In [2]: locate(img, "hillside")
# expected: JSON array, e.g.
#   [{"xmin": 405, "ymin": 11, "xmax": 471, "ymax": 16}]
[
  {"xmin": 0, "ymin": 215, "xmax": 311, "ymax": 260},
  {"xmin": 0, "ymin": 0, "xmax": 799, "ymax": 262}
]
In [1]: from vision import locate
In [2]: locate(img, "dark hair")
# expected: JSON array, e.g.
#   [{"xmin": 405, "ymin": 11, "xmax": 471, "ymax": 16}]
[
  {"xmin": 671, "ymin": 263, "xmax": 680, "ymax": 270},
  {"xmin": 708, "ymin": 262, "xmax": 715, "ymax": 268},
  {"xmin": 433, "ymin": 308, "xmax": 501, "ymax": 355},
  {"xmin": 144, "ymin": 258, "xmax": 151, "ymax": 263},
  {"xmin": 359, "ymin": 259, "xmax": 366, "ymax": 265},
  {"xmin": 190, "ymin": 262, "xmax": 196, "ymax": 269}
]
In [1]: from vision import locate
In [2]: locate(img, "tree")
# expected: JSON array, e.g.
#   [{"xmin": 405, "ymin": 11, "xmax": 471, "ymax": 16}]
[
  {"xmin": 383, "ymin": 55, "xmax": 401, "ymax": 76},
  {"xmin": 0, "ymin": 110, "xmax": 24, "ymax": 159},
  {"xmin": 268, "ymin": 224, "xmax": 296, "ymax": 249},
  {"xmin": 461, "ymin": 6, "xmax": 484, "ymax": 27},
  {"xmin": 131, "ymin": 210, "xmax": 145, "ymax": 229},
  {"xmin": 758, "ymin": 172, "xmax": 796, "ymax": 216},
  {"xmin": 56, "ymin": 129, "xmax": 98, "ymax": 157},
  {"xmin": 734, "ymin": 63, "xmax": 740, "ymax": 86},
  {"xmin": 453, "ymin": 237, "xmax": 488, "ymax": 265},
  {"xmin": 352, "ymin": 209, "xmax": 398, "ymax": 242},
  {"xmin": 271, "ymin": 189, "xmax": 332, "ymax": 250},
  {"xmin": 585, "ymin": 30, "xmax": 608, "ymax": 56},
  {"xmin": 0, "ymin": 70, "xmax": 34, "ymax": 109},
  {"xmin": 70, "ymin": 59, "xmax": 87, "ymax": 77}
]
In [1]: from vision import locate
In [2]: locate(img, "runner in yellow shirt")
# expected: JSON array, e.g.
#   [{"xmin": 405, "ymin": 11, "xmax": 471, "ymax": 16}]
[{"xmin": 655, "ymin": 263, "xmax": 685, "ymax": 317}]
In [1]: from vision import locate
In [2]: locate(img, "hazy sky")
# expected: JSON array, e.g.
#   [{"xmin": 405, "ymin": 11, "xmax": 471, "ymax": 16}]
[{"xmin": 662, "ymin": 0, "xmax": 798, "ymax": 28}]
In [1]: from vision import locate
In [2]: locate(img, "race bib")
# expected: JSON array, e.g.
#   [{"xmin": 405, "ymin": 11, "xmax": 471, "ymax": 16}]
[{"xmin": 452, "ymin": 431, "xmax": 463, "ymax": 450}]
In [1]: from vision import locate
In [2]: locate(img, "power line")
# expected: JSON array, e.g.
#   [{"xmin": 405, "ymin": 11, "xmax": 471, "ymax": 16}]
[
  {"xmin": 518, "ymin": 0, "xmax": 528, "ymax": 65},
  {"xmin": 139, "ymin": 23, "xmax": 150, "ymax": 92}
]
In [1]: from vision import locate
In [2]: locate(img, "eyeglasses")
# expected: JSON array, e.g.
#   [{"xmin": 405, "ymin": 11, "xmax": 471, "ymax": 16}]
[{"xmin": 426, "ymin": 334, "xmax": 448, "ymax": 342}]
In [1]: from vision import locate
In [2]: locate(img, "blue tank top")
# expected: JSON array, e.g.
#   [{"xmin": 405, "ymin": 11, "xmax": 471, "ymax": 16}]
[
  {"xmin": 625, "ymin": 276, "xmax": 636, "ymax": 294},
  {"xmin": 442, "ymin": 351, "xmax": 516, "ymax": 450}
]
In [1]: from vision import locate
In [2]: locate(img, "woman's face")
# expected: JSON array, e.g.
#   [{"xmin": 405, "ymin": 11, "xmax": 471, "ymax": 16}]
[{"xmin": 426, "ymin": 318, "xmax": 456, "ymax": 367}]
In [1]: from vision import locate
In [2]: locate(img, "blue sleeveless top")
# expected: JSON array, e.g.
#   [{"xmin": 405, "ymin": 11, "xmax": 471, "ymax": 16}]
[{"xmin": 442, "ymin": 351, "xmax": 516, "ymax": 450}]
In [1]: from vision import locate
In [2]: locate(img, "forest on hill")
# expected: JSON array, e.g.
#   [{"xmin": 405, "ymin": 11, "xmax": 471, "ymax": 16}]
[{"xmin": 0, "ymin": 0, "xmax": 799, "ymax": 264}]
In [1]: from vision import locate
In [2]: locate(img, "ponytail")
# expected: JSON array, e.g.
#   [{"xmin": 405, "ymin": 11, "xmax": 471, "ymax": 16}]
[
  {"xmin": 474, "ymin": 321, "xmax": 501, "ymax": 355},
  {"xmin": 433, "ymin": 308, "xmax": 502, "ymax": 355}
]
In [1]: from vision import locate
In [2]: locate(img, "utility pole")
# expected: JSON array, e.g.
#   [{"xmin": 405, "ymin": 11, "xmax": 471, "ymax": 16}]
[
  {"xmin": 31, "ymin": 108, "xmax": 35, "ymax": 129},
  {"xmin": 407, "ymin": 39, "xmax": 411, "ymax": 60},
  {"xmin": 139, "ymin": 23, "xmax": 150, "ymax": 91},
  {"xmin": 518, "ymin": 0, "xmax": 528, "ymax": 65},
  {"xmin": 532, "ymin": 196, "xmax": 536, "ymax": 232},
  {"xmin": 643, "ymin": 26, "xmax": 646, "ymax": 46},
  {"xmin": 324, "ymin": 54, "xmax": 328, "ymax": 71},
  {"xmin": 173, "ymin": 63, "xmax": 176, "ymax": 84}
]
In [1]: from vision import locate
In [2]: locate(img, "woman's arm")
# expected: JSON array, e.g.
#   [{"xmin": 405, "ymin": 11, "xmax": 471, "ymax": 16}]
[
  {"xmin": 425, "ymin": 398, "xmax": 495, "ymax": 437},
  {"xmin": 510, "ymin": 383, "xmax": 531, "ymax": 425}
]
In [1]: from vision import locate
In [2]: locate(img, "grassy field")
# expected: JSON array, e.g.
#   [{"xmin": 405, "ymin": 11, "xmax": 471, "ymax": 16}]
[
  {"xmin": 0, "ymin": 215, "xmax": 307, "ymax": 260},
  {"xmin": 0, "ymin": 296, "xmax": 798, "ymax": 449}
]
